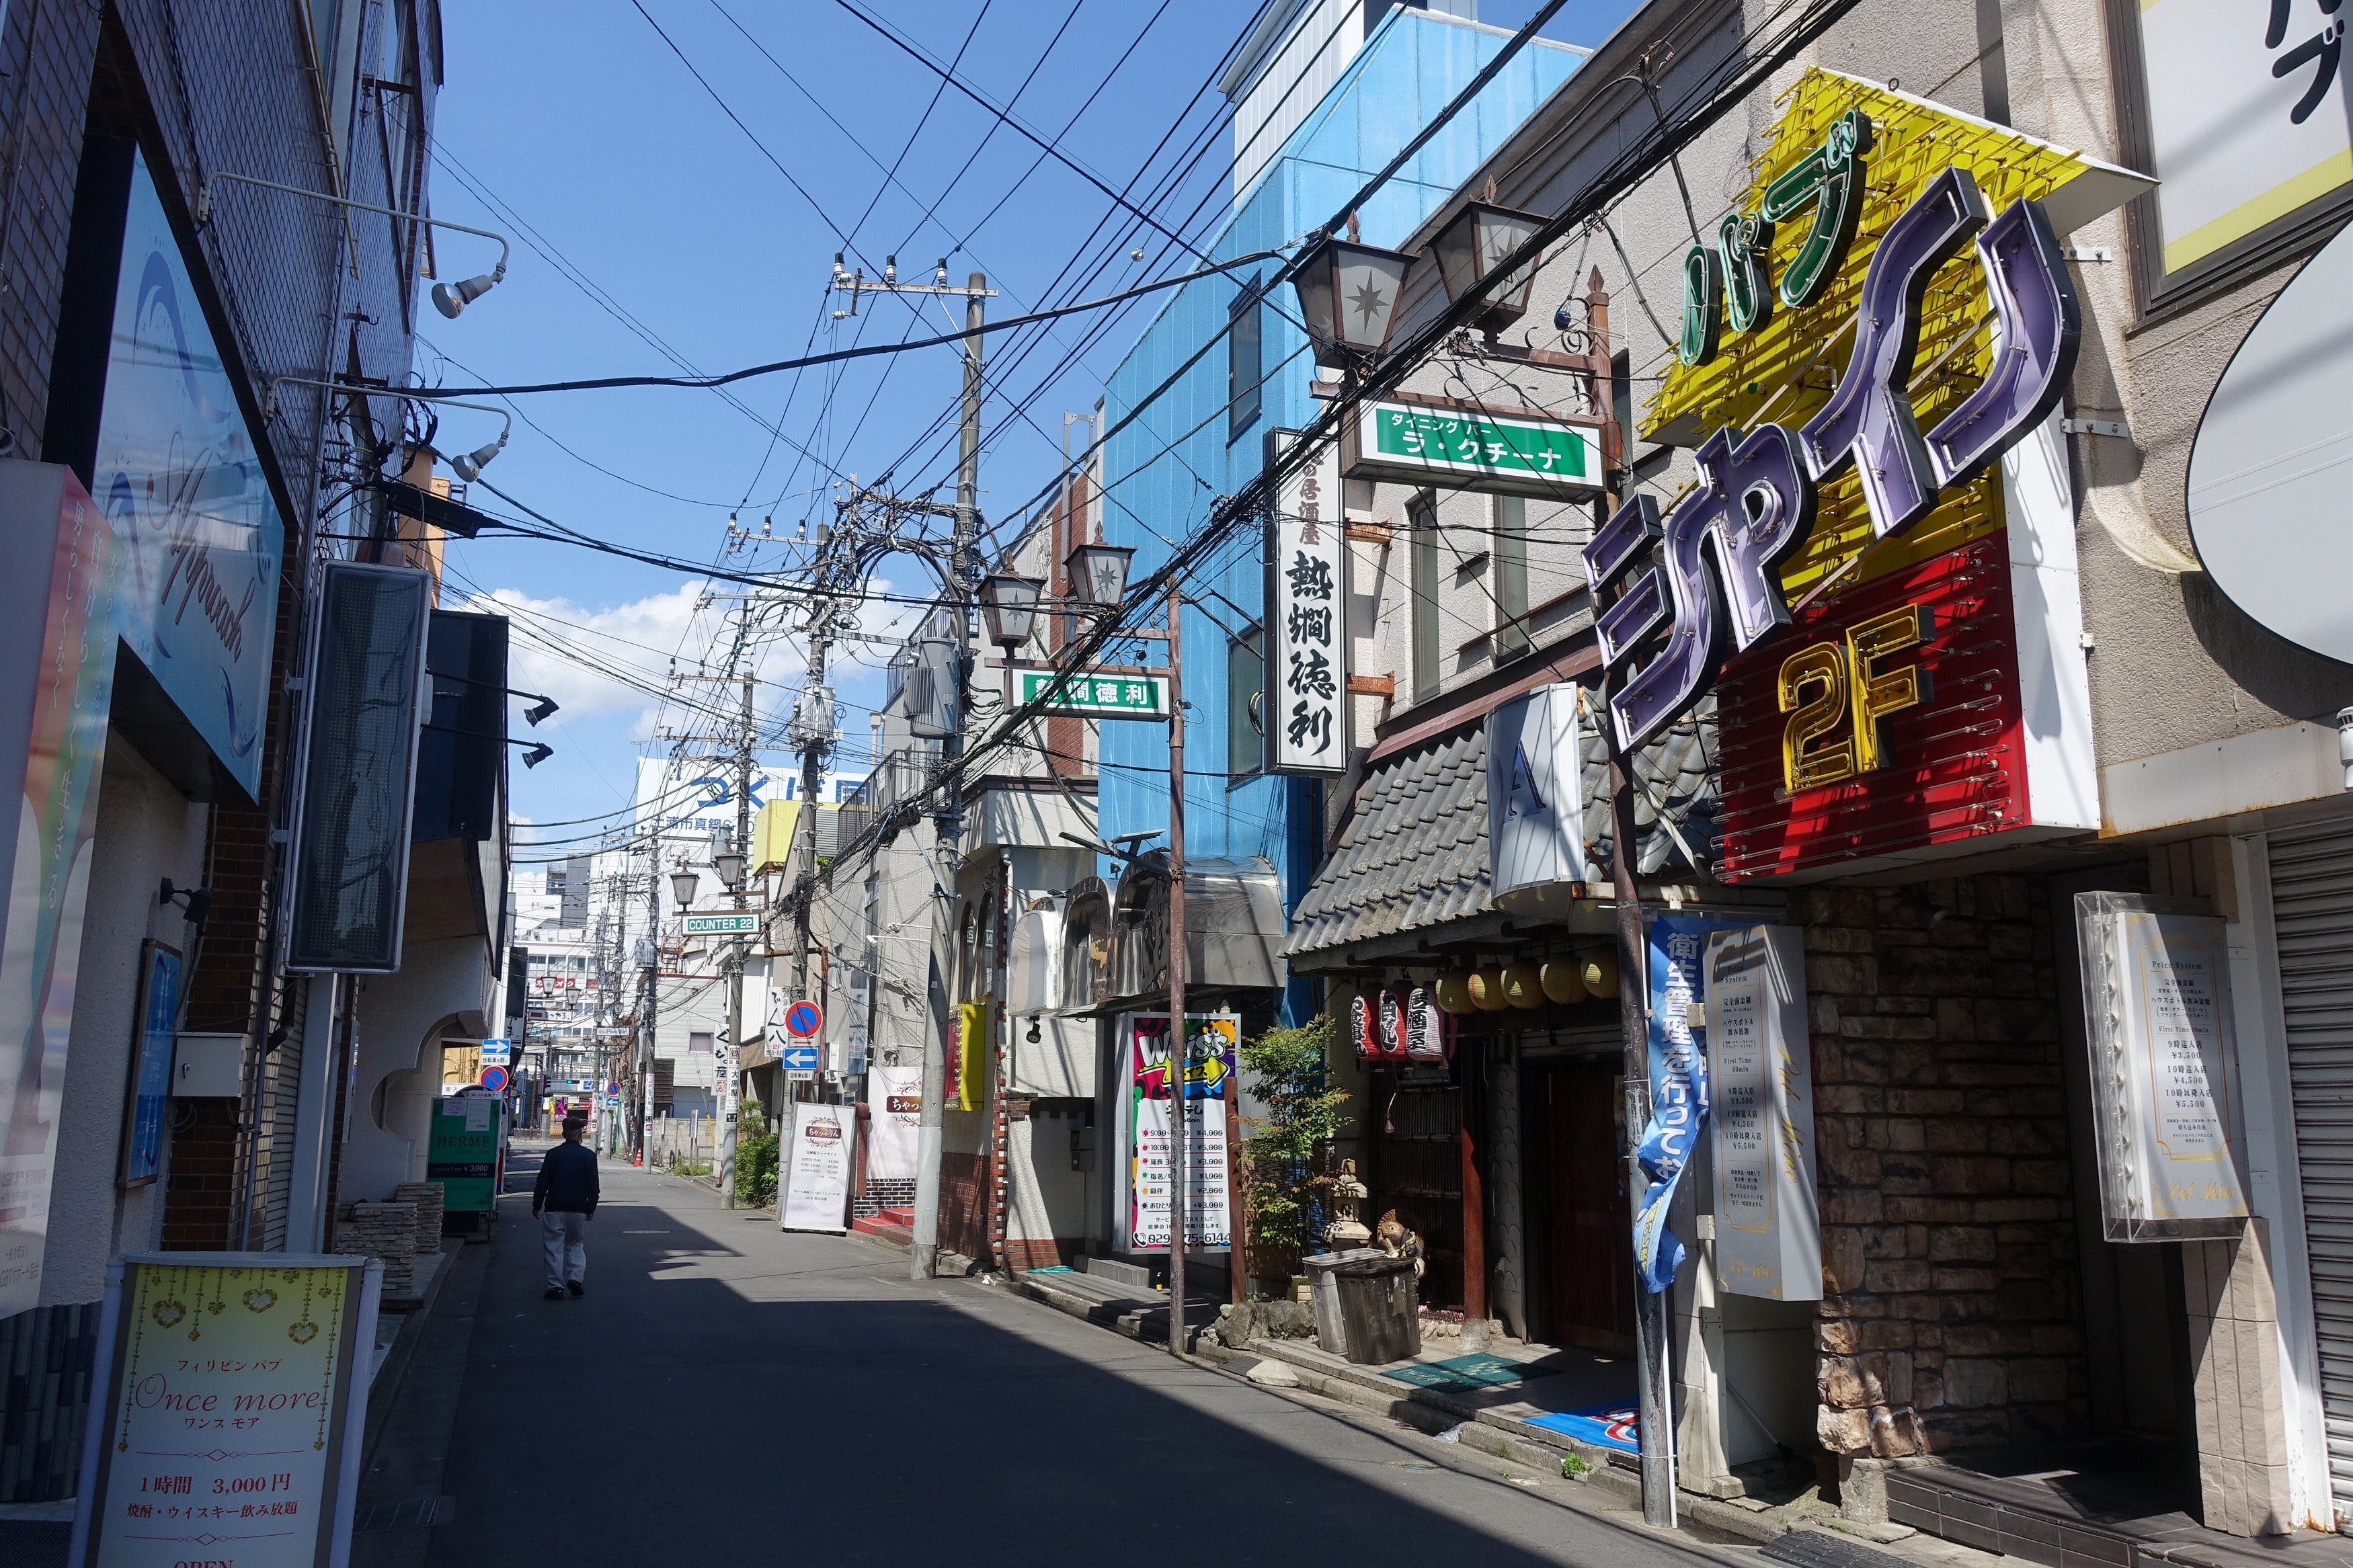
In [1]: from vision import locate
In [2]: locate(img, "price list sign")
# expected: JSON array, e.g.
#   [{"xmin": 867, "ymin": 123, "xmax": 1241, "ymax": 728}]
[{"xmin": 72, "ymin": 1254, "xmax": 378, "ymax": 1567}]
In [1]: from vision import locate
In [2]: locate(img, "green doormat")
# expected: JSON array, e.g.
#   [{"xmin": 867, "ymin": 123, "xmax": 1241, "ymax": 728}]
[{"xmin": 1382, "ymin": 1354, "xmax": 1548, "ymax": 1391}]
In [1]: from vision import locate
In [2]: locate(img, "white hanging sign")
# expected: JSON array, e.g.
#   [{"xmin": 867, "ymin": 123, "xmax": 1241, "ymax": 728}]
[
  {"xmin": 2075, "ymin": 893, "xmax": 2249, "ymax": 1241},
  {"xmin": 1486, "ymin": 683, "xmax": 1592, "ymax": 919},
  {"xmin": 1265, "ymin": 431, "xmax": 1347, "ymax": 776},
  {"xmin": 1704, "ymin": 924, "xmax": 1822, "ymax": 1301}
]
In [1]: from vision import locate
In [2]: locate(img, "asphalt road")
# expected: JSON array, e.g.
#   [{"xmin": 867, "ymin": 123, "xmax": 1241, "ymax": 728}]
[{"xmin": 362, "ymin": 1141, "xmax": 1749, "ymax": 1568}]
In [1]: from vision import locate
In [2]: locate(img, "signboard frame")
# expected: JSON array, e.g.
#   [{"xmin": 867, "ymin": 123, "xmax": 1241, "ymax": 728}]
[
  {"xmin": 120, "ymin": 940, "xmax": 181, "ymax": 1188},
  {"xmin": 1341, "ymin": 388, "xmax": 1606, "ymax": 500},
  {"xmin": 2075, "ymin": 892, "xmax": 2250, "ymax": 1241},
  {"xmin": 778, "ymin": 1101, "xmax": 855, "ymax": 1233},
  {"xmin": 1010, "ymin": 667, "xmax": 1171, "ymax": 721},
  {"xmin": 1703, "ymin": 924, "xmax": 1822, "ymax": 1301},
  {"xmin": 682, "ymin": 911, "xmax": 760, "ymax": 936},
  {"xmin": 1113, "ymin": 1012, "xmax": 1239, "ymax": 1255},
  {"xmin": 70, "ymin": 1252, "xmax": 381, "ymax": 1568},
  {"xmin": 1264, "ymin": 430, "xmax": 1347, "ymax": 778}
]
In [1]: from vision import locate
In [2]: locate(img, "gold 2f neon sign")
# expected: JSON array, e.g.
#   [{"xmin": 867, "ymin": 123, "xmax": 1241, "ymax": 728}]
[{"xmin": 1776, "ymin": 604, "xmax": 1930, "ymax": 793}]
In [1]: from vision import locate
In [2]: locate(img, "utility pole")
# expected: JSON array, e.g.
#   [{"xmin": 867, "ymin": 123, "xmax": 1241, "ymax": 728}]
[
  {"xmin": 1164, "ymin": 580, "xmax": 1190, "ymax": 1356},
  {"xmin": 723, "ymin": 612, "xmax": 753, "ymax": 1209},
  {"xmin": 1581, "ymin": 276, "xmax": 1674, "ymax": 1530},
  {"xmin": 639, "ymin": 841, "xmax": 661, "ymax": 1168}
]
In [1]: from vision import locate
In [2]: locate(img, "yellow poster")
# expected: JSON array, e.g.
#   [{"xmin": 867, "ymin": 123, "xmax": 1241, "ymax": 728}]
[{"xmin": 77, "ymin": 1257, "xmax": 375, "ymax": 1567}]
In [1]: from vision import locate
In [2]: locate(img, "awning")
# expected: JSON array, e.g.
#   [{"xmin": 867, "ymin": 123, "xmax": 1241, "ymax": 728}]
[
  {"xmin": 1285, "ymin": 699, "xmax": 1716, "ymax": 962},
  {"xmin": 1006, "ymin": 899, "xmax": 1064, "ymax": 1018},
  {"xmin": 1097, "ymin": 854, "xmax": 1286, "ymax": 1005}
]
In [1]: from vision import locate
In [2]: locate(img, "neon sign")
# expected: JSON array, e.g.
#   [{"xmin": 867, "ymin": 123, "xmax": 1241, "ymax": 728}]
[{"xmin": 1591, "ymin": 164, "xmax": 2077, "ymax": 751}]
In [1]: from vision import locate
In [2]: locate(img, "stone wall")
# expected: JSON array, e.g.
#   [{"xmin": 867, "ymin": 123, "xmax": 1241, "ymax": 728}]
[{"xmin": 1797, "ymin": 874, "xmax": 2088, "ymax": 1459}]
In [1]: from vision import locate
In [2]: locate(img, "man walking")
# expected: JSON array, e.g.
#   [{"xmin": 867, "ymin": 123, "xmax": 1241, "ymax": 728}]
[{"xmin": 533, "ymin": 1114, "xmax": 598, "ymax": 1301}]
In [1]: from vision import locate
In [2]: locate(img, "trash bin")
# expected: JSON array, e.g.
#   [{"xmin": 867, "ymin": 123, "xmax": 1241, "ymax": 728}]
[
  {"xmin": 1331, "ymin": 1254, "xmax": 1421, "ymax": 1365},
  {"xmin": 1303, "ymin": 1248, "xmax": 1384, "ymax": 1358}
]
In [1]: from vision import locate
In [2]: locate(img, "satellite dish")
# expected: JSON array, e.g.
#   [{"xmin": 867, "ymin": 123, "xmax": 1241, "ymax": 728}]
[{"xmin": 2187, "ymin": 222, "xmax": 2353, "ymax": 666}]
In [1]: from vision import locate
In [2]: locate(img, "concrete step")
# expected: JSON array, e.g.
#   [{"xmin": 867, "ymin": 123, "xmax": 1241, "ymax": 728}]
[{"xmin": 850, "ymin": 1208, "xmax": 913, "ymax": 1244}]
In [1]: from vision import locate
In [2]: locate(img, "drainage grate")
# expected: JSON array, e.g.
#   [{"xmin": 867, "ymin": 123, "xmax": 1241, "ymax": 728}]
[
  {"xmin": 354, "ymin": 1495, "xmax": 456, "ymax": 1532},
  {"xmin": 1762, "ymin": 1528, "xmax": 1917, "ymax": 1568}
]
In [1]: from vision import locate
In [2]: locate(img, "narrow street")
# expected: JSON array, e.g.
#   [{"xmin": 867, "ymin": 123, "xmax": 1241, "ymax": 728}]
[{"xmin": 350, "ymin": 1141, "xmax": 1746, "ymax": 1568}]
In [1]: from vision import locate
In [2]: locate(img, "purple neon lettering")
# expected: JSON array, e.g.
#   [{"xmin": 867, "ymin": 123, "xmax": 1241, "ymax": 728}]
[
  {"xmin": 1925, "ymin": 198, "xmax": 2079, "ymax": 488},
  {"xmin": 1800, "ymin": 167, "xmax": 1990, "ymax": 539},
  {"xmin": 1585, "ymin": 492, "xmax": 1661, "ymax": 595},
  {"xmin": 1603, "ymin": 424, "xmax": 1810, "ymax": 748},
  {"xmin": 1596, "ymin": 567, "xmax": 1667, "ymax": 669},
  {"xmin": 1689, "ymin": 422, "xmax": 1814, "ymax": 651}
]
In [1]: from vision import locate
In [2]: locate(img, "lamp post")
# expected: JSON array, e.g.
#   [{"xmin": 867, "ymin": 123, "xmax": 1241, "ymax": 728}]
[{"xmin": 1064, "ymin": 541, "xmax": 1134, "ymax": 616}]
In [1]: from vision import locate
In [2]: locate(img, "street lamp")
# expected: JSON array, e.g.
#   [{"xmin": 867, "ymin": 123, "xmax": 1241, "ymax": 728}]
[
  {"xmin": 1292, "ymin": 222, "xmax": 1415, "ymax": 368},
  {"xmin": 1429, "ymin": 199, "xmax": 1548, "ymax": 331},
  {"xmin": 979, "ymin": 571, "xmax": 1044, "ymax": 649},
  {"xmin": 713, "ymin": 848, "xmax": 747, "ymax": 891},
  {"xmin": 1065, "ymin": 541, "xmax": 1134, "ymax": 612},
  {"xmin": 670, "ymin": 867, "xmax": 701, "ymax": 911}
]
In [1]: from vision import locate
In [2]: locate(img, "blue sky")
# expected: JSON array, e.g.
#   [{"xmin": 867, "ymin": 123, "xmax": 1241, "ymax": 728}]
[{"xmin": 424, "ymin": 1, "xmax": 1638, "ymax": 858}]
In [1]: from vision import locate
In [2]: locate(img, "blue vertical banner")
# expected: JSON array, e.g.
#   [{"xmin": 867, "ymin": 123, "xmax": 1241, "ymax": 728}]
[{"xmin": 1632, "ymin": 914, "xmax": 1753, "ymax": 1293}]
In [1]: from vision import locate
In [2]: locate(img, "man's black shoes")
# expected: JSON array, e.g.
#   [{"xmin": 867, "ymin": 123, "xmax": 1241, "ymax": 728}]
[
  {"xmin": 567, "ymin": 1281, "xmax": 584, "ymax": 1297},
  {"xmin": 544, "ymin": 1287, "xmax": 565, "ymax": 1301}
]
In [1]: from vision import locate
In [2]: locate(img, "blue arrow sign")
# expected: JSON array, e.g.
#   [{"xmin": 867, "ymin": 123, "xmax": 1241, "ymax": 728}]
[{"xmin": 780, "ymin": 1044, "xmax": 820, "ymax": 1072}]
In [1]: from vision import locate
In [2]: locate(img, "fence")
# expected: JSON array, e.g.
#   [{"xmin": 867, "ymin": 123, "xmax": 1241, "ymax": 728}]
[{"xmin": 645, "ymin": 1115, "xmax": 723, "ymax": 1176}]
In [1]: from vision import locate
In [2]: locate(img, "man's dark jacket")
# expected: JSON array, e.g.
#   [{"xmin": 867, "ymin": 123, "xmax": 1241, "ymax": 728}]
[{"xmin": 533, "ymin": 1141, "xmax": 599, "ymax": 1216}]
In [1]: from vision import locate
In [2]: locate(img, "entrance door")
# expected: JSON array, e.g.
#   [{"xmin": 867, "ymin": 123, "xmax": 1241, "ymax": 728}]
[{"xmin": 1528, "ymin": 1060, "xmax": 1634, "ymax": 1353}]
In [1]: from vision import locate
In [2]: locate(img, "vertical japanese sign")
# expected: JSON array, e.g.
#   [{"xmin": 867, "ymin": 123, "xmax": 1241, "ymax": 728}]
[
  {"xmin": 2075, "ymin": 893, "xmax": 2249, "ymax": 1241},
  {"xmin": 1632, "ymin": 914, "xmax": 1751, "ymax": 1292},
  {"xmin": 72, "ymin": 1254, "xmax": 379, "ymax": 1568},
  {"xmin": 1114, "ymin": 1013, "xmax": 1238, "ymax": 1253},
  {"xmin": 0, "ymin": 462, "xmax": 120, "ymax": 1317},
  {"xmin": 1703, "ymin": 925, "xmax": 1821, "ymax": 1301},
  {"xmin": 865, "ymin": 1062, "xmax": 922, "ymax": 1181},
  {"xmin": 1265, "ymin": 432, "xmax": 1347, "ymax": 776}
]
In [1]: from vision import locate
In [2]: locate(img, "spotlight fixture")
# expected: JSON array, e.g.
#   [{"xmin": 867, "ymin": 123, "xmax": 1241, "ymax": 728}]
[
  {"xmin": 158, "ymin": 878, "xmax": 213, "ymax": 926},
  {"xmin": 432, "ymin": 265, "xmax": 507, "ymax": 319},
  {"xmin": 450, "ymin": 431, "xmax": 508, "ymax": 482},
  {"xmin": 520, "ymin": 741, "xmax": 554, "ymax": 770},
  {"xmin": 512, "ymin": 690, "xmax": 560, "ymax": 726}
]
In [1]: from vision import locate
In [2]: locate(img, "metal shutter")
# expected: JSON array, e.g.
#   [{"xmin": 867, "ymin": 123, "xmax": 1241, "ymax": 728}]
[{"xmin": 2270, "ymin": 819, "xmax": 2353, "ymax": 1519}]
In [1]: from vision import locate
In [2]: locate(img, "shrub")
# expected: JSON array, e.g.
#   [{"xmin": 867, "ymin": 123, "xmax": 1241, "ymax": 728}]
[
  {"xmin": 1239, "ymin": 1015, "xmax": 1350, "ymax": 1274},
  {"xmin": 735, "ymin": 1132, "xmax": 780, "ymax": 1207}
]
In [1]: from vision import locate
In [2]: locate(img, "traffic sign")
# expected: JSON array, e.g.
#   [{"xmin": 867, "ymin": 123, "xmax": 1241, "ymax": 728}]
[
  {"xmin": 479, "ymin": 1065, "xmax": 510, "ymax": 1091},
  {"xmin": 480, "ymin": 1039, "xmax": 512, "ymax": 1064},
  {"xmin": 780, "ymin": 1044, "xmax": 820, "ymax": 1072},
  {"xmin": 783, "ymin": 999, "xmax": 824, "ymax": 1039},
  {"xmin": 684, "ymin": 912, "xmax": 760, "ymax": 936}
]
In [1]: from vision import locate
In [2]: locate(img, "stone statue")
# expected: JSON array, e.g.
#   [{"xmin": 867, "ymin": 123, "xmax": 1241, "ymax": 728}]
[{"xmin": 1326, "ymin": 1159, "xmax": 1369, "ymax": 1249}]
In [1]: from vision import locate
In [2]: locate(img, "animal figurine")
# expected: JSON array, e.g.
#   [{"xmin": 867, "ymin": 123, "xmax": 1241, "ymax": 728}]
[{"xmin": 1374, "ymin": 1209, "xmax": 1425, "ymax": 1280}]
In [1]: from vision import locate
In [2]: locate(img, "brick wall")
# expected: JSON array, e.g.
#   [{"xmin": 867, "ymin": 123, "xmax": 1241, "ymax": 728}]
[{"xmin": 1799, "ymin": 874, "xmax": 2088, "ymax": 1459}]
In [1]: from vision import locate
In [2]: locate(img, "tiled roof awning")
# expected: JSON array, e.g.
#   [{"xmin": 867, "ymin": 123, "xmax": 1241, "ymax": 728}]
[{"xmin": 1285, "ymin": 696, "xmax": 1717, "ymax": 961}]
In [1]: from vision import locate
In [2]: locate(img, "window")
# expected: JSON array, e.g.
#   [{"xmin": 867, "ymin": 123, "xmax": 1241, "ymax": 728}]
[
  {"xmin": 1228, "ymin": 275, "xmax": 1263, "ymax": 442},
  {"xmin": 1410, "ymin": 494, "xmax": 1441, "ymax": 701},
  {"xmin": 1494, "ymin": 496, "xmax": 1529, "ymax": 655},
  {"xmin": 1228, "ymin": 623, "xmax": 1265, "ymax": 780},
  {"xmin": 2110, "ymin": 0, "xmax": 2353, "ymax": 309},
  {"xmin": 688, "ymin": 1032, "xmax": 714, "ymax": 1055}
]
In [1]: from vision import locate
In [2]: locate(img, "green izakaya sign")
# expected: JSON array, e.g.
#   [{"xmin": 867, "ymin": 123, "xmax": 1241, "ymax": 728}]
[
  {"xmin": 1016, "ymin": 668, "xmax": 1171, "ymax": 720},
  {"xmin": 1348, "ymin": 399, "xmax": 1606, "ymax": 499}
]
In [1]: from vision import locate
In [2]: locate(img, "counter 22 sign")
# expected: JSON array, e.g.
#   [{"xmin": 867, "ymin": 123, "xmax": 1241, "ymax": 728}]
[{"xmin": 1588, "ymin": 71, "xmax": 2132, "ymax": 878}]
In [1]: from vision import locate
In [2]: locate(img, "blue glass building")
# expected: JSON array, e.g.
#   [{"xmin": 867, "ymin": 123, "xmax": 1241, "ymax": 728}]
[{"xmin": 1093, "ymin": 6, "xmax": 1584, "ymax": 1023}]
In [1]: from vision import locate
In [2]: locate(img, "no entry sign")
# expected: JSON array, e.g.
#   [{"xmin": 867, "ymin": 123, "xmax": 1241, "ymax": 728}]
[{"xmin": 783, "ymin": 999, "xmax": 824, "ymax": 1039}]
